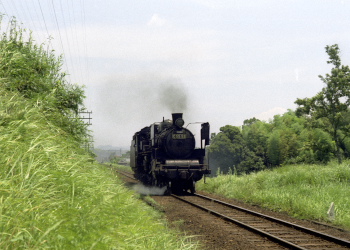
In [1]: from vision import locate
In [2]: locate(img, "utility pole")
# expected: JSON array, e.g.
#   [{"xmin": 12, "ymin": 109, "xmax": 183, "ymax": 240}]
[
  {"xmin": 78, "ymin": 110, "xmax": 93, "ymax": 152},
  {"xmin": 78, "ymin": 111, "xmax": 92, "ymax": 125}
]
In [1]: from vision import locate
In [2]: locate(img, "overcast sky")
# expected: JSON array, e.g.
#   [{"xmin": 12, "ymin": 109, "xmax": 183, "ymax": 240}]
[{"xmin": 1, "ymin": 0, "xmax": 350, "ymax": 148}]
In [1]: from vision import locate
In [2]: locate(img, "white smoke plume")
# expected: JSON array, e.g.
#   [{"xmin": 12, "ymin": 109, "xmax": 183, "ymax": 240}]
[{"xmin": 132, "ymin": 183, "xmax": 167, "ymax": 196}]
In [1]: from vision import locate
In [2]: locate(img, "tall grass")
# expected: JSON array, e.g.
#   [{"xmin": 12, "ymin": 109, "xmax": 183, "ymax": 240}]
[
  {"xmin": 0, "ymin": 79, "xmax": 200, "ymax": 250},
  {"xmin": 0, "ymin": 16, "xmax": 200, "ymax": 249},
  {"xmin": 198, "ymin": 162, "xmax": 350, "ymax": 229}
]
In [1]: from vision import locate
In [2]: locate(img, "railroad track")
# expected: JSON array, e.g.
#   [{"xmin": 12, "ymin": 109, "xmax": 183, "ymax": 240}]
[
  {"xmin": 171, "ymin": 193, "xmax": 350, "ymax": 250},
  {"xmin": 115, "ymin": 168, "xmax": 350, "ymax": 249},
  {"xmin": 115, "ymin": 169, "xmax": 135, "ymax": 180}
]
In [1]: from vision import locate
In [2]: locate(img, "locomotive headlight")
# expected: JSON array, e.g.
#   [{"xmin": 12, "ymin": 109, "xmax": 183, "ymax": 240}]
[{"xmin": 175, "ymin": 118, "xmax": 185, "ymax": 128}]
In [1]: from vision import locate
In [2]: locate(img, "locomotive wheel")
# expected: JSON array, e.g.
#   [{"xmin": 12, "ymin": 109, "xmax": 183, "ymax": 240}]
[
  {"xmin": 170, "ymin": 180, "xmax": 196, "ymax": 194},
  {"xmin": 185, "ymin": 180, "xmax": 195, "ymax": 194},
  {"xmin": 164, "ymin": 185, "xmax": 172, "ymax": 195},
  {"xmin": 170, "ymin": 181, "xmax": 183, "ymax": 195},
  {"xmin": 189, "ymin": 181, "xmax": 196, "ymax": 194}
]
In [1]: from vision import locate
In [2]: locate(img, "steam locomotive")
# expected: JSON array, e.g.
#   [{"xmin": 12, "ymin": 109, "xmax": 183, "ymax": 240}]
[{"xmin": 130, "ymin": 113, "xmax": 210, "ymax": 194}]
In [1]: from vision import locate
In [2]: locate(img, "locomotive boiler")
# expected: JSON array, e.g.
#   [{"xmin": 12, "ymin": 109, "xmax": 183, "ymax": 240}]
[{"xmin": 130, "ymin": 113, "xmax": 210, "ymax": 194}]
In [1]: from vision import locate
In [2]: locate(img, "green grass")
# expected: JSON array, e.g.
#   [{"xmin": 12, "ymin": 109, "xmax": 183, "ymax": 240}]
[
  {"xmin": 0, "ymin": 82, "xmax": 199, "ymax": 250},
  {"xmin": 197, "ymin": 162, "xmax": 350, "ymax": 229}
]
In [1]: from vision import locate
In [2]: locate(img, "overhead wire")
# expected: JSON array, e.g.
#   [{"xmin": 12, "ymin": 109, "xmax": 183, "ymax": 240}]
[
  {"xmin": 79, "ymin": 0, "xmax": 89, "ymax": 86},
  {"xmin": 7, "ymin": 0, "xmax": 20, "ymax": 17},
  {"xmin": 50, "ymin": 0, "xmax": 70, "ymax": 82},
  {"xmin": 81, "ymin": 0, "xmax": 90, "ymax": 87},
  {"xmin": 37, "ymin": 0, "xmax": 53, "ymax": 52},
  {"xmin": 21, "ymin": 0, "xmax": 47, "ymax": 46},
  {"xmin": 0, "ymin": 1, "xmax": 13, "ymax": 34},
  {"xmin": 66, "ymin": 0, "xmax": 81, "ymax": 84},
  {"xmin": 58, "ymin": 0, "xmax": 75, "ymax": 83},
  {"xmin": 31, "ymin": 0, "xmax": 52, "ymax": 52},
  {"xmin": 18, "ymin": 0, "xmax": 31, "ymax": 28},
  {"xmin": 0, "ymin": 1, "xmax": 10, "ymax": 37},
  {"xmin": 0, "ymin": 0, "xmax": 9, "ymax": 18},
  {"xmin": 0, "ymin": 0, "xmax": 90, "ymax": 88},
  {"xmin": 67, "ymin": 0, "xmax": 86, "ymax": 85},
  {"xmin": 1, "ymin": 1, "xmax": 23, "ymax": 37},
  {"xmin": 22, "ymin": 1, "xmax": 36, "ymax": 33}
]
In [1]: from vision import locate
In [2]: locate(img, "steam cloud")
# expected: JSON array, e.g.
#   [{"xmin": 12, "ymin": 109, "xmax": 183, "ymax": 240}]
[
  {"xmin": 132, "ymin": 183, "xmax": 167, "ymax": 195},
  {"xmin": 90, "ymin": 73, "xmax": 191, "ymax": 146}
]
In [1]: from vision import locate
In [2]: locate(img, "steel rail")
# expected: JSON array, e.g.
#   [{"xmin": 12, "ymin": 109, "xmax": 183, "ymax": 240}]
[
  {"xmin": 171, "ymin": 194, "xmax": 308, "ymax": 250},
  {"xmin": 115, "ymin": 169, "xmax": 136, "ymax": 180},
  {"xmin": 194, "ymin": 193, "xmax": 350, "ymax": 248}
]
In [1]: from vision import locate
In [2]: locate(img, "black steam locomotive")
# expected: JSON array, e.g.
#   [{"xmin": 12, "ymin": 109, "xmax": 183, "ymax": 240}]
[{"xmin": 130, "ymin": 113, "xmax": 210, "ymax": 194}]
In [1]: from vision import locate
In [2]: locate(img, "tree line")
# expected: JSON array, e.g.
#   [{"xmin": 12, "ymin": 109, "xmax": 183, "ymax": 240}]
[{"xmin": 209, "ymin": 44, "xmax": 350, "ymax": 175}]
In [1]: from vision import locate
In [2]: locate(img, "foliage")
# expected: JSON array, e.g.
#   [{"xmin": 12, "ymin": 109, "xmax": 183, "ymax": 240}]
[
  {"xmin": 267, "ymin": 129, "xmax": 282, "ymax": 165},
  {"xmin": 209, "ymin": 125, "xmax": 264, "ymax": 174},
  {"xmin": 209, "ymin": 109, "xmax": 338, "ymax": 174},
  {"xmin": 295, "ymin": 44, "xmax": 350, "ymax": 163},
  {"xmin": 0, "ymin": 17, "xmax": 87, "ymax": 143},
  {"xmin": 198, "ymin": 161, "xmax": 350, "ymax": 229},
  {"xmin": 243, "ymin": 119, "xmax": 269, "ymax": 165}
]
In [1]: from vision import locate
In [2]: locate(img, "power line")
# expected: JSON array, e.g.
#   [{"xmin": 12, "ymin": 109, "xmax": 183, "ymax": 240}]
[
  {"xmin": 1, "ymin": 0, "xmax": 90, "ymax": 88},
  {"xmin": 0, "ymin": 1, "xmax": 9, "ymax": 17},
  {"xmin": 50, "ymin": 0, "xmax": 70, "ymax": 81},
  {"xmin": 58, "ymin": 0, "xmax": 75, "ymax": 82},
  {"xmin": 80, "ymin": 0, "xmax": 90, "ymax": 87},
  {"xmin": 66, "ymin": 0, "xmax": 83, "ymax": 84},
  {"xmin": 37, "ymin": 0, "xmax": 53, "ymax": 50}
]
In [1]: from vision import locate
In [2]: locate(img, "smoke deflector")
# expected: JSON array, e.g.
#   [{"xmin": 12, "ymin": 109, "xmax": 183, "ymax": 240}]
[{"xmin": 201, "ymin": 122, "xmax": 210, "ymax": 147}]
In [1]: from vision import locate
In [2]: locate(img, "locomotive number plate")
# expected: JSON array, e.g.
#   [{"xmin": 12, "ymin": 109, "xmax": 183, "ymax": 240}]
[{"xmin": 172, "ymin": 134, "xmax": 187, "ymax": 139}]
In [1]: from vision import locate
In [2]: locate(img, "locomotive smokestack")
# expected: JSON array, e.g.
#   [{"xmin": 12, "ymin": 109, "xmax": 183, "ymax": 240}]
[{"xmin": 172, "ymin": 113, "xmax": 183, "ymax": 125}]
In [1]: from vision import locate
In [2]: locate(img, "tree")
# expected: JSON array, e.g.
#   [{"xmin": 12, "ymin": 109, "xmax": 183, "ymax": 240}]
[
  {"xmin": 267, "ymin": 130, "xmax": 282, "ymax": 165},
  {"xmin": 209, "ymin": 125, "xmax": 264, "ymax": 174},
  {"xmin": 208, "ymin": 125, "xmax": 242, "ymax": 174},
  {"xmin": 295, "ymin": 44, "xmax": 350, "ymax": 163},
  {"xmin": 242, "ymin": 119, "xmax": 269, "ymax": 166}
]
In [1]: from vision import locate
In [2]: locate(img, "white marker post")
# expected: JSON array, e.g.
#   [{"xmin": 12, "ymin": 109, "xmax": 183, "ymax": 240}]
[{"xmin": 327, "ymin": 202, "xmax": 335, "ymax": 221}]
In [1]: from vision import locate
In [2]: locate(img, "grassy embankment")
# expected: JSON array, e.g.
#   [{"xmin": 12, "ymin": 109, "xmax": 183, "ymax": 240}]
[
  {"xmin": 0, "ymin": 19, "xmax": 200, "ymax": 249},
  {"xmin": 197, "ymin": 162, "xmax": 350, "ymax": 229}
]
